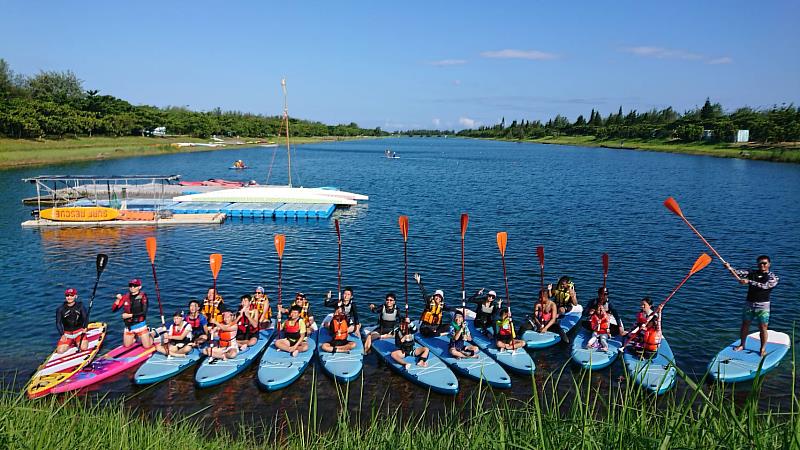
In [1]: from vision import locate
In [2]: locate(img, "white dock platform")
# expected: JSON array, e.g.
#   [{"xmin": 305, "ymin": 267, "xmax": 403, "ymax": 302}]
[{"xmin": 21, "ymin": 213, "xmax": 226, "ymax": 228}]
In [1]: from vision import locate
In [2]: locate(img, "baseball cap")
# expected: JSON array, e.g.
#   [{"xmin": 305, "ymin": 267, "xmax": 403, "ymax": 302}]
[
  {"xmin": 64, "ymin": 288, "xmax": 78, "ymax": 296},
  {"xmin": 434, "ymin": 289, "xmax": 444, "ymax": 299},
  {"xmin": 129, "ymin": 279, "xmax": 142, "ymax": 287},
  {"xmin": 487, "ymin": 290, "xmax": 497, "ymax": 298}
]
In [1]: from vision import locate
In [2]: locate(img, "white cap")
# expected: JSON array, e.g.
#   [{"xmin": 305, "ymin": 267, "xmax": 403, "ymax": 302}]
[
  {"xmin": 487, "ymin": 290, "xmax": 497, "ymax": 298},
  {"xmin": 434, "ymin": 289, "xmax": 444, "ymax": 299}
]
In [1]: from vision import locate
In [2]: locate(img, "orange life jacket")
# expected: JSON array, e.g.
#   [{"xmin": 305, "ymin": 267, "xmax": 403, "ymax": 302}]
[
  {"xmin": 643, "ymin": 327, "xmax": 661, "ymax": 352},
  {"xmin": 331, "ymin": 317, "xmax": 349, "ymax": 341},
  {"xmin": 202, "ymin": 296, "xmax": 224, "ymax": 322},
  {"xmin": 218, "ymin": 328, "xmax": 236, "ymax": 348},
  {"xmin": 421, "ymin": 302, "xmax": 443, "ymax": 325}
]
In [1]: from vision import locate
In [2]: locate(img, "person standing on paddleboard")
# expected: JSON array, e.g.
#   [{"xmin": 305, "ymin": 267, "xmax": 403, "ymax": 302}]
[
  {"xmin": 724, "ymin": 255, "xmax": 779, "ymax": 357},
  {"xmin": 55, "ymin": 288, "xmax": 89, "ymax": 353},
  {"xmin": 112, "ymin": 278, "xmax": 153, "ymax": 349}
]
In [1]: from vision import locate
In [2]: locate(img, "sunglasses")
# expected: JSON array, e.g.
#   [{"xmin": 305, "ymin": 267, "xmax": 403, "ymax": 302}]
[
  {"xmin": 129, "ymin": 284, "xmax": 140, "ymax": 288},
  {"xmin": 758, "ymin": 261, "xmax": 769, "ymax": 266}
]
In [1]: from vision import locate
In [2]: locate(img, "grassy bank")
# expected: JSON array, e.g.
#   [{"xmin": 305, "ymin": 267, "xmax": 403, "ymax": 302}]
[
  {"xmin": 506, "ymin": 135, "xmax": 800, "ymax": 163},
  {"xmin": 3, "ymin": 363, "xmax": 798, "ymax": 449},
  {"xmin": 0, "ymin": 136, "xmax": 368, "ymax": 169}
]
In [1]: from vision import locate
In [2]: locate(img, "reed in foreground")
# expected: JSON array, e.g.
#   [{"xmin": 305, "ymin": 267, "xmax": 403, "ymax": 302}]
[{"xmin": 2, "ymin": 353, "xmax": 798, "ymax": 449}]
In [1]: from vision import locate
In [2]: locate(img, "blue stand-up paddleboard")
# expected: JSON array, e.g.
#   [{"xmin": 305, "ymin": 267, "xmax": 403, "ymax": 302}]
[
  {"xmin": 522, "ymin": 305, "xmax": 584, "ymax": 349},
  {"xmin": 195, "ymin": 329, "xmax": 275, "ymax": 388},
  {"xmin": 465, "ymin": 319, "xmax": 534, "ymax": 376},
  {"xmin": 570, "ymin": 328, "xmax": 623, "ymax": 370},
  {"xmin": 317, "ymin": 327, "xmax": 364, "ymax": 383},
  {"xmin": 257, "ymin": 331, "xmax": 317, "ymax": 391},
  {"xmin": 134, "ymin": 348, "xmax": 203, "ymax": 385},
  {"xmin": 362, "ymin": 327, "xmax": 458, "ymax": 395},
  {"xmin": 708, "ymin": 330, "xmax": 791, "ymax": 383},
  {"xmin": 413, "ymin": 321, "xmax": 511, "ymax": 389},
  {"xmin": 622, "ymin": 337, "xmax": 677, "ymax": 395}
]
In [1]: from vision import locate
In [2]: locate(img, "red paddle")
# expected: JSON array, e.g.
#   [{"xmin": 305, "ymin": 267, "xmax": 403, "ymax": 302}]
[
  {"xmin": 602, "ymin": 253, "xmax": 609, "ymax": 291},
  {"xmin": 536, "ymin": 246, "xmax": 545, "ymax": 292},
  {"xmin": 460, "ymin": 213, "xmax": 469, "ymax": 321},
  {"xmin": 274, "ymin": 235, "xmax": 285, "ymax": 334}
]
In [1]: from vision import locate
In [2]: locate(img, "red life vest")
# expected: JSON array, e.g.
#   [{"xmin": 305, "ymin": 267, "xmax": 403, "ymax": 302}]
[
  {"xmin": 283, "ymin": 319, "xmax": 303, "ymax": 341},
  {"xmin": 590, "ymin": 314, "xmax": 609, "ymax": 334},
  {"xmin": 237, "ymin": 313, "xmax": 258, "ymax": 334},
  {"xmin": 643, "ymin": 327, "xmax": 661, "ymax": 352}
]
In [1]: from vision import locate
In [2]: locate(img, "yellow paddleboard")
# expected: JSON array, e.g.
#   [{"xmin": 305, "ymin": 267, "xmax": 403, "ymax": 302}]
[
  {"xmin": 40, "ymin": 207, "xmax": 120, "ymax": 222},
  {"xmin": 26, "ymin": 322, "xmax": 107, "ymax": 398}
]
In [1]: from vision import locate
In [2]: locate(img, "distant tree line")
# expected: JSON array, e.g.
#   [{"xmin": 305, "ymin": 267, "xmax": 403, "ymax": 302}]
[
  {"xmin": 0, "ymin": 59, "xmax": 388, "ymax": 139},
  {"xmin": 396, "ymin": 129, "xmax": 455, "ymax": 137},
  {"xmin": 456, "ymin": 100, "xmax": 800, "ymax": 144}
]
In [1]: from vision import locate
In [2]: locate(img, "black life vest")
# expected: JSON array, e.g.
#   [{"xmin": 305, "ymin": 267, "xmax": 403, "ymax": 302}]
[
  {"xmin": 746, "ymin": 270, "xmax": 773, "ymax": 303},
  {"xmin": 123, "ymin": 293, "xmax": 146, "ymax": 327},
  {"xmin": 61, "ymin": 302, "xmax": 85, "ymax": 332},
  {"xmin": 185, "ymin": 314, "xmax": 205, "ymax": 338}
]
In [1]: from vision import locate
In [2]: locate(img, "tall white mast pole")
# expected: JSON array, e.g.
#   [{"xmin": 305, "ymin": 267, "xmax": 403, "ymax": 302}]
[{"xmin": 282, "ymin": 77, "xmax": 292, "ymax": 187}]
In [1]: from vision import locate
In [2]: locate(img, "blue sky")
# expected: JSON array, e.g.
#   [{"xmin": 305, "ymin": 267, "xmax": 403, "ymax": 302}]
[{"xmin": 2, "ymin": 1, "xmax": 798, "ymax": 131}]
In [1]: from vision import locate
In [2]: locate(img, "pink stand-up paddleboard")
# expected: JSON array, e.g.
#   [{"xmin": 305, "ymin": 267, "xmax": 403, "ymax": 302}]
[{"xmin": 51, "ymin": 343, "xmax": 155, "ymax": 394}]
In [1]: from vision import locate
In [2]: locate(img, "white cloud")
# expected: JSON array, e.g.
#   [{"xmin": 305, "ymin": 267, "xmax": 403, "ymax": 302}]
[
  {"xmin": 480, "ymin": 49, "xmax": 558, "ymax": 60},
  {"xmin": 459, "ymin": 117, "xmax": 479, "ymax": 128},
  {"xmin": 623, "ymin": 46, "xmax": 703, "ymax": 60},
  {"xmin": 707, "ymin": 56, "xmax": 733, "ymax": 65},
  {"xmin": 432, "ymin": 118, "xmax": 441, "ymax": 127},
  {"xmin": 429, "ymin": 59, "xmax": 467, "ymax": 66}
]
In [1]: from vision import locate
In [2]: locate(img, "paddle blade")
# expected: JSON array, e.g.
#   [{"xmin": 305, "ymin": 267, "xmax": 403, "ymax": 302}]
[
  {"xmin": 96, "ymin": 254, "xmax": 109, "ymax": 274},
  {"xmin": 274, "ymin": 234, "xmax": 286, "ymax": 259},
  {"xmin": 496, "ymin": 232, "xmax": 508, "ymax": 256},
  {"xmin": 602, "ymin": 253, "xmax": 609, "ymax": 275},
  {"xmin": 664, "ymin": 197, "xmax": 683, "ymax": 217},
  {"xmin": 209, "ymin": 253, "xmax": 222, "ymax": 279},
  {"xmin": 690, "ymin": 253, "xmax": 713, "ymax": 275},
  {"xmin": 536, "ymin": 246, "xmax": 544, "ymax": 267},
  {"xmin": 334, "ymin": 219, "xmax": 341, "ymax": 242},
  {"xmin": 398, "ymin": 215, "xmax": 409, "ymax": 242},
  {"xmin": 460, "ymin": 213, "xmax": 469, "ymax": 239},
  {"xmin": 145, "ymin": 237, "xmax": 157, "ymax": 264}
]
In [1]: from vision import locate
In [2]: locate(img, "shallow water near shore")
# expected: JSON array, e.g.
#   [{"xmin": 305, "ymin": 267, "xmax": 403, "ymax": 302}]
[{"xmin": 1, "ymin": 137, "xmax": 798, "ymax": 426}]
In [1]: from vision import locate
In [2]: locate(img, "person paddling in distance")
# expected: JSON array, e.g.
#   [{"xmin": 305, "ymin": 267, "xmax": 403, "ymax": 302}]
[
  {"xmin": 584, "ymin": 287, "xmax": 626, "ymax": 336},
  {"xmin": 235, "ymin": 295, "xmax": 260, "ymax": 349},
  {"xmin": 320, "ymin": 305, "xmax": 357, "ymax": 354},
  {"xmin": 550, "ymin": 276, "xmax": 578, "ymax": 315},
  {"xmin": 586, "ymin": 306, "xmax": 610, "ymax": 352},
  {"xmin": 184, "ymin": 300, "xmax": 209, "ymax": 346},
  {"xmin": 449, "ymin": 312, "xmax": 479, "ymax": 359},
  {"xmin": 324, "ymin": 286, "xmax": 361, "ymax": 336},
  {"xmin": 495, "ymin": 307, "xmax": 525, "ymax": 351},
  {"xmin": 204, "ymin": 309, "xmax": 239, "ymax": 360},
  {"xmin": 156, "ymin": 311, "xmax": 194, "ymax": 356},
  {"xmin": 724, "ymin": 255, "xmax": 779, "ymax": 357},
  {"xmin": 363, "ymin": 292, "xmax": 400, "ymax": 354},
  {"xmin": 201, "ymin": 287, "xmax": 224, "ymax": 323},
  {"xmin": 55, "ymin": 288, "xmax": 89, "ymax": 354},
  {"xmin": 112, "ymin": 278, "xmax": 154, "ymax": 349},
  {"xmin": 253, "ymin": 286, "xmax": 273, "ymax": 329},
  {"xmin": 274, "ymin": 305, "xmax": 309, "ymax": 357},
  {"xmin": 414, "ymin": 273, "xmax": 451, "ymax": 337},
  {"xmin": 392, "ymin": 318, "xmax": 429, "ymax": 369}
]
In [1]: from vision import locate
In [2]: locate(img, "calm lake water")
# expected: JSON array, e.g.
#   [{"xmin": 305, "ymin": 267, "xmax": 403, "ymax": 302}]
[{"xmin": 1, "ymin": 137, "xmax": 798, "ymax": 424}]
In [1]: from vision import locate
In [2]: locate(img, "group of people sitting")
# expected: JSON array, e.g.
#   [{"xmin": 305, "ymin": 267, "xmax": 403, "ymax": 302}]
[{"xmin": 53, "ymin": 274, "xmax": 663, "ymax": 367}]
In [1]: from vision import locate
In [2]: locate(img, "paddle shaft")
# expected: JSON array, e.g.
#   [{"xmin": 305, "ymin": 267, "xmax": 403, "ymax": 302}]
[
  {"xmin": 678, "ymin": 215, "xmax": 742, "ymax": 281},
  {"xmin": 335, "ymin": 220, "xmax": 342, "ymax": 301},
  {"xmin": 499, "ymin": 253, "xmax": 515, "ymax": 339},
  {"xmin": 403, "ymin": 237, "xmax": 408, "ymax": 320},
  {"xmin": 86, "ymin": 254, "xmax": 108, "ymax": 320},
  {"xmin": 277, "ymin": 257, "xmax": 283, "ymax": 335}
]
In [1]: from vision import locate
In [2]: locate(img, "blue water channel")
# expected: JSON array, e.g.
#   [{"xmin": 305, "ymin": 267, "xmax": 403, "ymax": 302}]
[{"xmin": 1, "ymin": 137, "xmax": 798, "ymax": 420}]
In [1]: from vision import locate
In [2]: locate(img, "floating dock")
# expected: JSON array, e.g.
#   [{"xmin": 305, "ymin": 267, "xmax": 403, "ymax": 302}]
[
  {"xmin": 66, "ymin": 199, "xmax": 337, "ymax": 219},
  {"xmin": 22, "ymin": 213, "xmax": 226, "ymax": 228}
]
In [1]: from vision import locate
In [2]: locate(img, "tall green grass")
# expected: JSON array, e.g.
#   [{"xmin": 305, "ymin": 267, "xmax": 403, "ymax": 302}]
[{"xmin": 2, "ymin": 352, "xmax": 798, "ymax": 449}]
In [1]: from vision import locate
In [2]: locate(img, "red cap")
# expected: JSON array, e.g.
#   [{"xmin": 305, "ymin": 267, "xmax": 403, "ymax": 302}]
[
  {"xmin": 65, "ymin": 288, "xmax": 78, "ymax": 296},
  {"xmin": 129, "ymin": 279, "xmax": 142, "ymax": 286}
]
